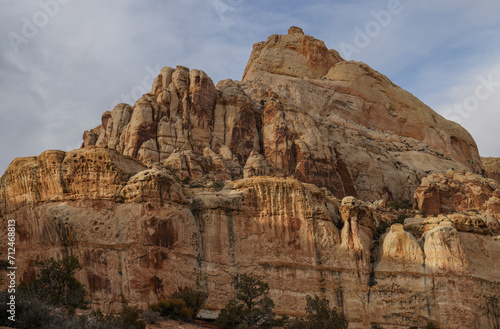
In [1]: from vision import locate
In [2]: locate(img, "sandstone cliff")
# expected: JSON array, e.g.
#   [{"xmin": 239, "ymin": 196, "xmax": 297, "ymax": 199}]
[
  {"xmin": 2, "ymin": 152, "xmax": 499, "ymax": 328},
  {"xmin": 1, "ymin": 27, "xmax": 499, "ymax": 329},
  {"xmin": 82, "ymin": 26, "xmax": 480, "ymax": 202}
]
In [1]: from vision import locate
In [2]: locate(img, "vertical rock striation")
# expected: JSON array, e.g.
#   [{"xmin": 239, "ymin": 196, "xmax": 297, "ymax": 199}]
[{"xmin": 1, "ymin": 27, "xmax": 499, "ymax": 329}]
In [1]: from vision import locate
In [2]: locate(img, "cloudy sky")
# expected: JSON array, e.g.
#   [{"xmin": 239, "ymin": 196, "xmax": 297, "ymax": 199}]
[{"xmin": 1, "ymin": 0, "xmax": 500, "ymax": 174}]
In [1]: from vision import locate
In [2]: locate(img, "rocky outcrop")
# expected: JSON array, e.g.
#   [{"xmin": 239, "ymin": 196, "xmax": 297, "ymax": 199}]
[
  {"xmin": 242, "ymin": 26, "xmax": 344, "ymax": 81},
  {"xmin": 242, "ymin": 151, "xmax": 273, "ymax": 178},
  {"xmin": 241, "ymin": 27, "xmax": 482, "ymax": 180},
  {"xmin": 414, "ymin": 170, "xmax": 500, "ymax": 222},
  {"xmin": 371, "ymin": 219, "xmax": 500, "ymax": 329},
  {"xmin": 404, "ymin": 213, "xmax": 499, "ymax": 237},
  {"xmin": 377, "ymin": 223, "xmax": 424, "ymax": 273},
  {"xmin": 0, "ymin": 147, "xmax": 147, "ymax": 214},
  {"xmin": 83, "ymin": 68, "xmax": 259, "ymax": 169},
  {"xmin": 422, "ymin": 225, "xmax": 469, "ymax": 274},
  {"xmin": 482, "ymin": 156, "xmax": 500, "ymax": 183},
  {"xmin": 82, "ymin": 28, "xmax": 480, "ymax": 201},
  {"xmin": 339, "ymin": 196, "xmax": 375, "ymax": 267}
]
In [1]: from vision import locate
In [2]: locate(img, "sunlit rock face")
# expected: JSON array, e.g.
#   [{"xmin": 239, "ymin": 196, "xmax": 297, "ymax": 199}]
[
  {"xmin": 414, "ymin": 170, "xmax": 500, "ymax": 226},
  {"xmin": 482, "ymin": 156, "xmax": 500, "ymax": 184},
  {"xmin": 82, "ymin": 28, "xmax": 480, "ymax": 202},
  {"xmin": 1, "ymin": 27, "xmax": 499, "ymax": 329}
]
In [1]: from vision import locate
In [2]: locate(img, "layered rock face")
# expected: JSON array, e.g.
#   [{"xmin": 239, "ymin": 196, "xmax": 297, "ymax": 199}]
[
  {"xmin": 2, "ymin": 154, "xmax": 499, "ymax": 328},
  {"xmin": 414, "ymin": 170, "xmax": 500, "ymax": 221},
  {"xmin": 82, "ymin": 68, "xmax": 259, "ymax": 185},
  {"xmin": 1, "ymin": 27, "xmax": 500, "ymax": 329},
  {"xmin": 82, "ymin": 27, "xmax": 480, "ymax": 201}
]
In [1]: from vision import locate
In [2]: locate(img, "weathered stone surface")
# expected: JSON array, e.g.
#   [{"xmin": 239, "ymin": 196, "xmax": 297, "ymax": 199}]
[
  {"xmin": 376, "ymin": 224, "xmax": 424, "ymax": 273},
  {"xmin": 119, "ymin": 168, "xmax": 187, "ymax": 204},
  {"xmin": 414, "ymin": 170, "xmax": 500, "ymax": 224},
  {"xmin": 242, "ymin": 151, "xmax": 273, "ymax": 178},
  {"xmin": 422, "ymin": 225, "xmax": 469, "ymax": 274},
  {"xmin": 2, "ymin": 164, "xmax": 500, "ymax": 328},
  {"xmin": 94, "ymin": 103, "xmax": 133, "ymax": 151},
  {"xmin": 84, "ymin": 66, "xmax": 219, "ymax": 165},
  {"xmin": 240, "ymin": 61, "xmax": 479, "ymax": 200},
  {"xmin": 2, "ymin": 27, "xmax": 500, "ymax": 329},
  {"xmin": 0, "ymin": 147, "xmax": 146, "ymax": 215},
  {"xmin": 241, "ymin": 29, "xmax": 481, "ymax": 197},
  {"xmin": 482, "ymin": 156, "xmax": 500, "ymax": 183},
  {"xmin": 404, "ymin": 213, "xmax": 497, "ymax": 237},
  {"xmin": 211, "ymin": 79, "xmax": 260, "ymax": 164},
  {"xmin": 242, "ymin": 26, "xmax": 344, "ymax": 81},
  {"xmin": 82, "ymin": 29, "xmax": 481, "ymax": 202},
  {"xmin": 339, "ymin": 196, "xmax": 375, "ymax": 267},
  {"xmin": 162, "ymin": 150, "xmax": 207, "ymax": 181},
  {"xmin": 203, "ymin": 146, "xmax": 242, "ymax": 180}
]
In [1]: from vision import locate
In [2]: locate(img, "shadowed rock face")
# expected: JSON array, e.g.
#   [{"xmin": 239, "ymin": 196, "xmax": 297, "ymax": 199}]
[{"xmin": 1, "ymin": 27, "xmax": 499, "ymax": 329}]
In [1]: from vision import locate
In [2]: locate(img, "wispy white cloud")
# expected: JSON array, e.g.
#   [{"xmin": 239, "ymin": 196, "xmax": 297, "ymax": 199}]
[{"xmin": 437, "ymin": 59, "xmax": 500, "ymax": 156}]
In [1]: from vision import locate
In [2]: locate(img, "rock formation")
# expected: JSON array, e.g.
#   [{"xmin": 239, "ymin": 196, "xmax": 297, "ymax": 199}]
[
  {"xmin": 482, "ymin": 156, "xmax": 500, "ymax": 183},
  {"xmin": 1, "ymin": 27, "xmax": 499, "ymax": 329},
  {"xmin": 414, "ymin": 170, "xmax": 500, "ymax": 222},
  {"xmin": 82, "ymin": 27, "xmax": 480, "ymax": 202}
]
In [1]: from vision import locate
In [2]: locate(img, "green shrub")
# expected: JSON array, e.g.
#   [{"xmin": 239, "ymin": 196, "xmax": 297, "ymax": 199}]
[
  {"xmin": 388, "ymin": 201, "xmax": 410, "ymax": 210},
  {"xmin": 375, "ymin": 221, "xmax": 391, "ymax": 239},
  {"xmin": 215, "ymin": 274, "xmax": 287, "ymax": 329},
  {"xmin": 149, "ymin": 298, "xmax": 185, "ymax": 316},
  {"xmin": 87, "ymin": 307, "xmax": 146, "ymax": 329},
  {"xmin": 142, "ymin": 309, "xmax": 161, "ymax": 324},
  {"xmin": 287, "ymin": 295, "xmax": 348, "ymax": 329},
  {"xmin": 180, "ymin": 306, "xmax": 193, "ymax": 319},
  {"xmin": 148, "ymin": 298, "xmax": 192, "ymax": 321},
  {"xmin": 396, "ymin": 214, "xmax": 409, "ymax": 224},
  {"xmin": 0, "ymin": 259, "xmax": 10, "ymax": 271},
  {"xmin": 148, "ymin": 287, "xmax": 208, "ymax": 322},
  {"xmin": 0, "ymin": 290, "xmax": 59, "ymax": 328},
  {"xmin": 210, "ymin": 180, "xmax": 225, "ymax": 191},
  {"xmin": 18, "ymin": 255, "xmax": 88, "ymax": 309},
  {"xmin": 117, "ymin": 306, "xmax": 146, "ymax": 329},
  {"xmin": 423, "ymin": 322, "xmax": 440, "ymax": 329},
  {"xmin": 15, "ymin": 294, "xmax": 54, "ymax": 329},
  {"xmin": 170, "ymin": 286, "xmax": 208, "ymax": 319},
  {"xmin": 0, "ymin": 289, "xmax": 146, "ymax": 329}
]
